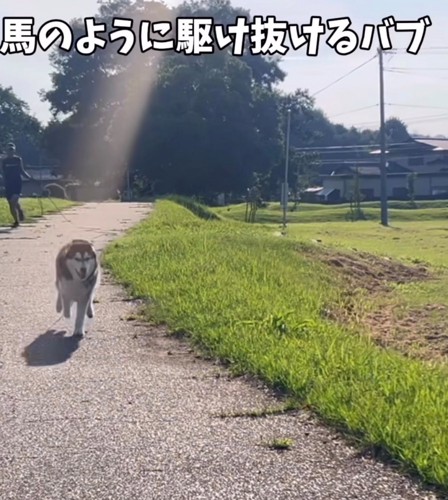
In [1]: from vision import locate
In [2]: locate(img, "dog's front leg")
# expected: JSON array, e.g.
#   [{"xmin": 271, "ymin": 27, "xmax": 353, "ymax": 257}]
[
  {"xmin": 62, "ymin": 296, "xmax": 71, "ymax": 319},
  {"xmin": 86, "ymin": 292, "xmax": 95, "ymax": 319},
  {"xmin": 73, "ymin": 299, "xmax": 89, "ymax": 338},
  {"xmin": 56, "ymin": 291, "xmax": 62, "ymax": 313}
]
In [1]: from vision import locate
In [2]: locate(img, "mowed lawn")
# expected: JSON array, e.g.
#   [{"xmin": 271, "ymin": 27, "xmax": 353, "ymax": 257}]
[
  {"xmin": 104, "ymin": 199, "xmax": 448, "ymax": 492},
  {"xmin": 0, "ymin": 197, "xmax": 75, "ymax": 226},
  {"xmin": 287, "ymin": 220, "xmax": 448, "ymax": 268},
  {"xmin": 219, "ymin": 200, "xmax": 448, "ymax": 267}
]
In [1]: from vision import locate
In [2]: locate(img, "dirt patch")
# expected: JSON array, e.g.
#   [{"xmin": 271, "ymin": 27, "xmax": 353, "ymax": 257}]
[
  {"xmin": 306, "ymin": 247, "xmax": 448, "ymax": 361},
  {"xmin": 317, "ymin": 249, "xmax": 430, "ymax": 294},
  {"xmin": 366, "ymin": 304, "xmax": 448, "ymax": 362}
]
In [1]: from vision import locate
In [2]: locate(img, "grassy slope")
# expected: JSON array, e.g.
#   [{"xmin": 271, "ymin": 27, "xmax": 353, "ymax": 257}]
[
  {"xmin": 218, "ymin": 201, "xmax": 448, "ymax": 309},
  {"xmin": 0, "ymin": 198, "xmax": 76, "ymax": 226},
  {"xmin": 104, "ymin": 200, "xmax": 448, "ymax": 490}
]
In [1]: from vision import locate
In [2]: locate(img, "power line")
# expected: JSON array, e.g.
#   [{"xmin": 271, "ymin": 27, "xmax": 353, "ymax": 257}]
[
  {"xmin": 404, "ymin": 114, "xmax": 448, "ymax": 124},
  {"xmin": 385, "ymin": 69, "xmax": 448, "ymax": 80},
  {"xmin": 329, "ymin": 104, "xmax": 379, "ymax": 119},
  {"xmin": 386, "ymin": 69, "xmax": 448, "ymax": 76},
  {"xmin": 311, "ymin": 54, "xmax": 377, "ymax": 98},
  {"xmin": 328, "ymin": 102, "xmax": 448, "ymax": 124},
  {"xmin": 387, "ymin": 66, "xmax": 448, "ymax": 71},
  {"xmin": 390, "ymin": 49, "xmax": 448, "ymax": 57},
  {"xmin": 350, "ymin": 112, "xmax": 448, "ymax": 128},
  {"xmin": 393, "ymin": 111, "xmax": 448, "ymax": 121},
  {"xmin": 393, "ymin": 46, "xmax": 448, "ymax": 51},
  {"xmin": 386, "ymin": 103, "xmax": 448, "ymax": 111},
  {"xmin": 351, "ymin": 117, "xmax": 448, "ymax": 129}
]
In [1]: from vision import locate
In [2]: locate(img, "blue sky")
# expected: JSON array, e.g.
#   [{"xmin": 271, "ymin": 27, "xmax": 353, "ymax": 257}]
[{"xmin": 1, "ymin": 0, "xmax": 447, "ymax": 136}]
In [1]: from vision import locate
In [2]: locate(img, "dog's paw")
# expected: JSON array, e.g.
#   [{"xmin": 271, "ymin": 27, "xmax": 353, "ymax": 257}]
[
  {"xmin": 73, "ymin": 331, "xmax": 84, "ymax": 339},
  {"xmin": 87, "ymin": 306, "xmax": 94, "ymax": 319}
]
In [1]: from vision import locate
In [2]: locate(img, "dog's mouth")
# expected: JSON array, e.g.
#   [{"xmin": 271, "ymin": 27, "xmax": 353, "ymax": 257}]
[{"xmin": 76, "ymin": 268, "xmax": 87, "ymax": 280}]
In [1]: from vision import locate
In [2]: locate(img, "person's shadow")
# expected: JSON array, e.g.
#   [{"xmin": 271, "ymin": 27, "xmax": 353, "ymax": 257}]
[{"xmin": 22, "ymin": 330, "xmax": 81, "ymax": 366}]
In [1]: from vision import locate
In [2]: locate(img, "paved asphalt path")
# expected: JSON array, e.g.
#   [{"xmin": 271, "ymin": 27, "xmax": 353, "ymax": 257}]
[{"xmin": 0, "ymin": 202, "xmax": 440, "ymax": 499}]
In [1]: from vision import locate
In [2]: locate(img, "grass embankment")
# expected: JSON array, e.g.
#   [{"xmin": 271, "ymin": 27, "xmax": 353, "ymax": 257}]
[
  {"xmin": 0, "ymin": 197, "xmax": 76, "ymax": 226},
  {"xmin": 103, "ymin": 199, "xmax": 448, "ymax": 491}
]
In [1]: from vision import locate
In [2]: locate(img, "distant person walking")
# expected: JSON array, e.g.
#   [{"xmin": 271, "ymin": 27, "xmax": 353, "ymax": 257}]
[{"xmin": 1, "ymin": 143, "xmax": 31, "ymax": 228}]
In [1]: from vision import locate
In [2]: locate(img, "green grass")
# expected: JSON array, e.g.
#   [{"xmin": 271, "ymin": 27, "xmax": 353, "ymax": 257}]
[
  {"xmin": 219, "ymin": 200, "xmax": 448, "ymax": 311},
  {"xmin": 216, "ymin": 200, "xmax": 448, "ymax": 224},
  {"xmin": 254, "ymin": 209, "xmax": 448, "ymax": 321},
  {"xmin": 264, "ymin": 438, "xmax": 294, "ymax": 451},
  {"xmin": 104, "ymin": 199, "xmax": 448, "ymax": 491},
  {"xmin": 287, "ymin": 220, "xmax": 448, "ymax": 268},
  {"xmin": 0, "ymin": 197, "xmax": 76, "ymax": 226},
  {"xmin": 286, "ymin": 220, "xmax": 448, "ymax": 318}
]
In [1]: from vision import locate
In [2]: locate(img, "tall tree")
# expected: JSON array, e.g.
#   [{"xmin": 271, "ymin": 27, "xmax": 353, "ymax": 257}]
[
  {"xmin": 0, "ymin": 85, "xmax": 43, "ymax": 164},
  {"xmin": 385, "ymin": 117, "xmax": 410, "ymax": 142},
  {"xmin": 41, "ymin": 0, "xmax": 288, "ymax": 194}
]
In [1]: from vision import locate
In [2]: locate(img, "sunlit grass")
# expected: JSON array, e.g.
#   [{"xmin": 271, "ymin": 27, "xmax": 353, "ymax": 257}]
[{"xmin": 286, "ymin": 220, "xmax": 448, "ymax": 268}]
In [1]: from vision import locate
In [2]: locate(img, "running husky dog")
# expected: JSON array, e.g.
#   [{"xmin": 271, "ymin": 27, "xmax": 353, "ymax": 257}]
[{"xmin": 55, "ymin": 239, "xmax": 100, "ymax": 338}]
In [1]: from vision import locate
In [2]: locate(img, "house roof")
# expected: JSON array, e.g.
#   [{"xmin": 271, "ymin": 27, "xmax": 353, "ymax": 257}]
[
  {"xmin": 317, "ymin": 187, "xmax": 336, "ymax": 198},
  {"xmin": 414, "ymin": 138, "xmax": 448, "ymax": 150},
  {"xmin": 324, "ymin": 162, "xmax": 411, "ymax": 177},
  {"xmin": 313, "ymin": 138, "xmax": 448, "ymax": 175},
  {"xmin": 370, "ymin": 138, "xmax": 448, "ymax": 155}
]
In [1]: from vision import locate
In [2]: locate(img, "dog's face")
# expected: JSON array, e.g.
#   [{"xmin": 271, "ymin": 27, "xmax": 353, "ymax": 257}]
[{"xmin": 64, "ymin": 241, "xmax": 97, "ymax": 281}]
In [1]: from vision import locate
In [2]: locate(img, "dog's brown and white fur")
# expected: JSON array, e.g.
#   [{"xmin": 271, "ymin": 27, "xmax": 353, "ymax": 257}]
[{"xmin": 55, "ymin": 239, "xmax": 99, "ymax": 337}]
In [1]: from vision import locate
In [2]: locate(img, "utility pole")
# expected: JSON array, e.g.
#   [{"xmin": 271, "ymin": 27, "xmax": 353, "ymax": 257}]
[
  {"xmin": 282, "ymin": 108, "xmax": 291, "ymax": 232},
  {"xmin": 378, "ymin": 47, "xmax": 388, "ymax": 226}
]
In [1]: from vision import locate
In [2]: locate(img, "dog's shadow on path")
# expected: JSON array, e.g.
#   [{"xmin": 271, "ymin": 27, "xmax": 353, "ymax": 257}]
[{"xmin": 22, "ymin": 330, "xmax": 81, "ymax": 366}]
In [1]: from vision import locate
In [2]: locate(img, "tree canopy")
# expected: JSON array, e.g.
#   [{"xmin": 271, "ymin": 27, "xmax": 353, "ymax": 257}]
[{"xmin": 0, "ymin": 85, "xmax": 43, "ymax": 164}]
